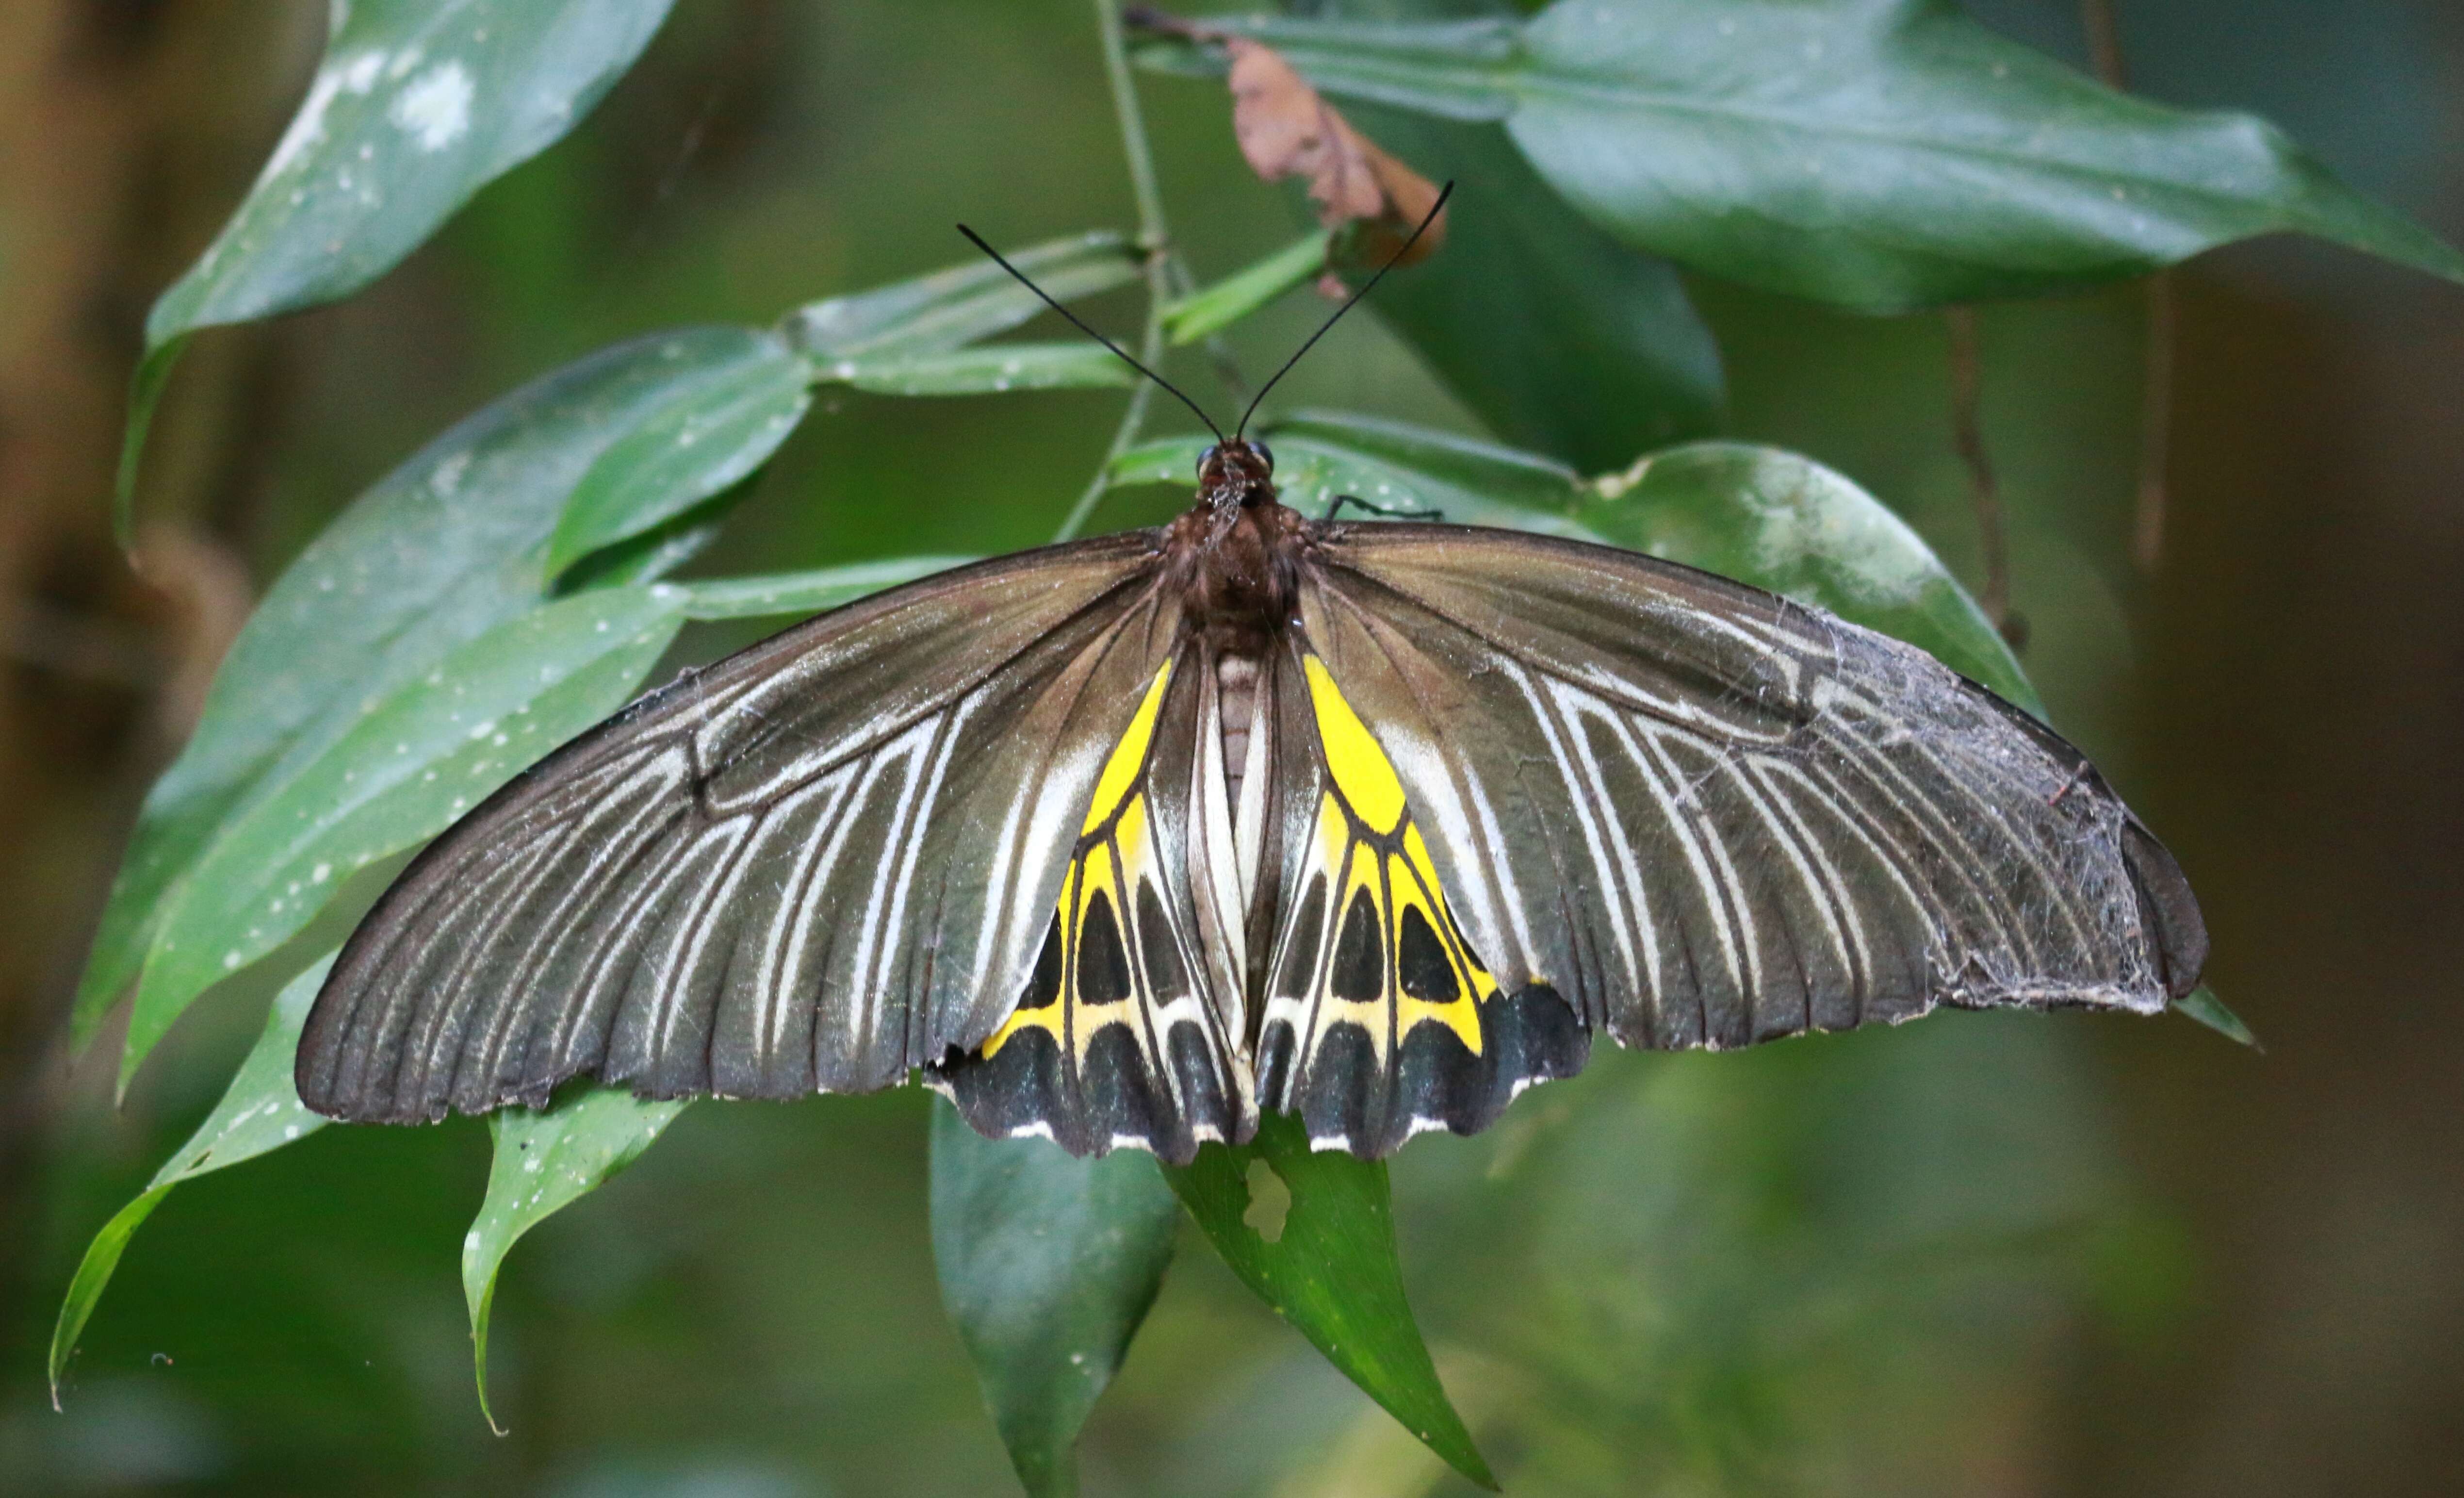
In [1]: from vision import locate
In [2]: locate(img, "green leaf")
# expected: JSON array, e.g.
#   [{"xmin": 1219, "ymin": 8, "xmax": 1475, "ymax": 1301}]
[
  {"xmin": 121, "ymin": 585, "xmax": 688, "ymax": 1094},
  {"xmin": 465, "ymin": 1086, "xmax": 687, "ymax": 1432},
  {"xmin": 929, "ymin": 1103, "xmax": 1181, "ymax": 1497},
  {"xmin": 1149, "ymin": 3, "xmax": 2464, "ymax": 310},
  {"xmin": 785, "ymin": 231, "xmax": 1142, "ymax": 362},
  {"xmin": 1113, "ymin": 416, "xmax": 2033, "ymax": 710},
  {"xmin": 818, "ymin": 344, "xmax": 1136, "ymax": 397},
  {"xmin": 50, "ymin": 954, "xmax": 336, "ymax": 1408},
  {"xmin": 148, "ymin": 0, "xmax": 673, "ymax": 341},
  {"xmin": 1329, "ymin": 98, "xmax": 1724, "ymax": 468},
  {"xmin": 1163, "ymin": 230, "xmax": 1330, "ymax": 346},
  {"xmin": 673, "ymin": 556, "xmax": 976, "ymax": 621},
  {"xmin": 112, "ymin": 343, "xmax": 183, "ymax": 547},
  {"xmin": 1585, "ymin": 442, "xmax": 2041, "ymax": 714},
  {"xmin": 2173, "ymin": 987, "xmax": 2260, "ymax": 1050},
  {"xmin": 1164, "ymin": 1113, "xmax": 1495, "ymax": 1490},
  {"xmin": 545, "ymin": 332, "xmax": 814, "ymax": 579},
  {"xmin": 77, "ymin": 329, "xmax": 756, "ymax": 1059},
  {"xmin": 124, "ymin": 0, "xmax": 677, "ymax": 539}
]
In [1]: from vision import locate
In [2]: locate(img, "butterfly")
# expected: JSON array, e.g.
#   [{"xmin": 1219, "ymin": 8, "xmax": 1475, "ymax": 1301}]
[{"xmin": 296, "ymin": 190, "xmax": 2207, "ymax": 1163}]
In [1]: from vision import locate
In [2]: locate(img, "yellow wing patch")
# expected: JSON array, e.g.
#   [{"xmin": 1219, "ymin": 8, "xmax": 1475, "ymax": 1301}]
[
  {"xmin": 1082, "ymin": 657, "xmax": 1174, "ymax": 833},
  {"xmin": 1302, "ymin": 654, "xmax": 1405, "ymax": 833},
  {"xmin": 1270, "ymin": 655, "xmax": 1498, "ymax": 1065},
  {"xmin": 980, "ymin": 662, "xmax": 1212, "ymax": 1075}
]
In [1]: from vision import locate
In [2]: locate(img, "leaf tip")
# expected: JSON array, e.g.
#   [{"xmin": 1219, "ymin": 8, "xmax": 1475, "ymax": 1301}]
[
  {"xmin": 470, "ymin": 1295, "xmax": 510, "ymax": 1437},
  {"xmin": 2173, "ymin": 987, "xmax": 2260, "ymax": 1051}
]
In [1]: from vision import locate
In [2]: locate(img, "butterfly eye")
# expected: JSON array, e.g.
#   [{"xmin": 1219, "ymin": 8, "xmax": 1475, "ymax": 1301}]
[
  {"xmin": 1196, "ymin": 443, "xmax": 1222, "ymax": 479},
  {"xmin": 1250, "ymin": 439, "xmax": 1274, "ymax": 472}
]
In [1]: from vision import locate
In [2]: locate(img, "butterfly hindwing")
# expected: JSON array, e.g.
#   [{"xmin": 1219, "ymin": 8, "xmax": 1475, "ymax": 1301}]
[
  {"xmin": 1255, "ymin": 646, "xmax": 1589, "ymax": 1156},
  {"xmin": 933, "ymin": 655, "xmax": 1251, "ymax": 1163}
]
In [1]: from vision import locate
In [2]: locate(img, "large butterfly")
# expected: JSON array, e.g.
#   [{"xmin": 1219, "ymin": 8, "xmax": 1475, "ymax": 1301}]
[{"xmin": 295, "ymin": 424, "xmax": 2207, "ymax": 1163}]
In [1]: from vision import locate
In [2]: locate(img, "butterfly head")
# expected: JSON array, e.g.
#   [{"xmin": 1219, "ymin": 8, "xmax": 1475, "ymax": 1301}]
[{"xmin": 1196, "ymin": 437, "xmax": 1276, "ymax": 510}]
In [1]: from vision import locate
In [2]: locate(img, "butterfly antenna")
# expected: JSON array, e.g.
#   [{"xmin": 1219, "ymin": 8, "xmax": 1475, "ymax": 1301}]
[
  {"xmin": 1236, "ymin": 180, "xmax": 1454, "ymax": 441},
  {"xmin": 955, "ymin": 226, "xmax": 1226, "ymax": 444}
]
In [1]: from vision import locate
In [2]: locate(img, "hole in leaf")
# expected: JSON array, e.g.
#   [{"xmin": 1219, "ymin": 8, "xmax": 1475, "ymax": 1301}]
[{"xmin": 1242, "ymin": 1158, "xmax": 1291, "ymax": 1243}]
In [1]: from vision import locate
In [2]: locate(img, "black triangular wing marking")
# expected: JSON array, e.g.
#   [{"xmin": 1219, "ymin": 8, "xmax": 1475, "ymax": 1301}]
[{"xmin": 1251, "ymin": 640, "xmax": 1588, "ymax": 1158}]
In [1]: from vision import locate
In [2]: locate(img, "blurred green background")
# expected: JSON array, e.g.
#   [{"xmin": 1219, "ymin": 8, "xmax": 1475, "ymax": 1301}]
[{"xmin": 3, "ymin": 0, "xmax": 2461, "ymax": 1493}]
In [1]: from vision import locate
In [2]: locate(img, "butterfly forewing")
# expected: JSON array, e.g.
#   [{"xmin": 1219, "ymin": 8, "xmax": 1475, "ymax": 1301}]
[
  {"xmin": 297, "ymin": 536, "xmax": 1180, "ymax": 1122},
  {"xmin": 1297, "ymin": 524, "xmax": 2206, "ymax": 1055}
]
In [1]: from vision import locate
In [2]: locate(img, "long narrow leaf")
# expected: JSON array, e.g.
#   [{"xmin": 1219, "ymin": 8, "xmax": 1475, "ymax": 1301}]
[
  {"xmin": 465, "ymin": 1088, "xmax": 687, "ymax": 1432},
  {"xmin": 2174, "ymin": 987, "xmax": 2260, "ymax": 1049},
  {"xmin": 823, "ymin": 344, "xmax": 1137, "ymax": 397},
  {"xmin": 49, "ymin": 955, "xmax": 336, "ymax": 1407},
  {"xmin": 123, "ymin": 0, "xmax": 678, "ymax": 539},
  {"xmin": 786, "ymin": 232, "xmax": 1142, "ymax": 362},
  {"xmin": 930, "ymin": 1104, "xmax": 1182, "ymax": 1496},
  {"xmin": 674, "ymin": 557, "xmax": 976, "ymax": 621},
  {"xmin": 1164, "ymin": 1114, "xmax": 1496, "ymax": 1490},
  {"xmin": 1144, "ymin": 2, "xmax": 2464, "ymax": 310},
  {"xmin": 546, "ymin": 334, "xmax": 815, "ymax": 579},
  {"xmin": 1163, "ymin": 231, "xmax": 1330, "ymax": 346}
]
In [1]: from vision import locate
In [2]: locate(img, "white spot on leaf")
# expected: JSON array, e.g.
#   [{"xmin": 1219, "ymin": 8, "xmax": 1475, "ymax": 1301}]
[{"xmin": 390, "ymin": 62, "xmax": 474, "ymax": 153}]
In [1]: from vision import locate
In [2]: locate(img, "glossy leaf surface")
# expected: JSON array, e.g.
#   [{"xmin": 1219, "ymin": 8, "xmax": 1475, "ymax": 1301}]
[
  {"xmin": 822, "ymin": 343, "xmax": 1137, "ymax": 397},
  {"xmin": 785, "ymin": 231, "xmax": 1142, "ymax": 361},
  {"xmin": 148, "ymin": 0, "xmax": 673, "ymax": 343},
  {"xmin": 545, "ymin": 331, "xmax": 814, "ymax": 579},
  {"xmin": 123, "ymin": 0, "xmax": 677, "ymax": 538},
  {"xmin": 930, "ymin": 1104, "xmax": 1181, "ymax": 1497},
  {"xmin": 1585, "ymin": 441, "xmax": 2040, "ymax": 712},
  {"xmin": 1146, "ymin": 2, "xmax": 2464, "ymax": 310},
  {"xmin": 1164, "ymin": 1113, "xmax": 1495, "ymax": 1490},
  {"xmin": 464, "ymin": 1086, "xmax": 687, "ymax": 1430},
  {"xmin": 1335, "ymin": 99, "xmax": 1724, "ymax": 467}
]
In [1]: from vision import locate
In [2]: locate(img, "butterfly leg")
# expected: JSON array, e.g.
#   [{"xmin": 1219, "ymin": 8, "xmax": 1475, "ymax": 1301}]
[{"xmin": 1324, "ymin": 493, "xmax": 1445, "ymax": 523}]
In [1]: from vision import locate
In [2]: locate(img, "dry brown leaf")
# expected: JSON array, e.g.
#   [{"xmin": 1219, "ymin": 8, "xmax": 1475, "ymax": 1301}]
[{"xmin": 1133, "ymin": 9, "xmax": 1446, "ymax": 277}]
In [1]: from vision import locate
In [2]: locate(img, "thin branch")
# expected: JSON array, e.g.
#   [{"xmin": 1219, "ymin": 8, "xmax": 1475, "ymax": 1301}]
[
  {"xmin": 1945, "ymin": 307, "xmax": 2020, "ymax": 643},
  {"xmin": 1055, "ymin": 0, "xmax": 1177, "ymax": 544},
  {"xmin": 2080, "ymin": 0, "xmax": 2128, "ymax": 88},
  {"xmin": 2131, "ymin": 273, "xmax": 2178, "ymax": 569},
  {"xmin": 2082, "ymin": 0, "xmax": 2178, "ymax": 571}
]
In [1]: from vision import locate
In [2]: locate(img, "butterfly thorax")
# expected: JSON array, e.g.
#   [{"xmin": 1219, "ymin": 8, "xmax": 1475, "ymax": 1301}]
[{"xmin": 1167, "ymin": 438, "xmax": 1310, "ymax": 658}]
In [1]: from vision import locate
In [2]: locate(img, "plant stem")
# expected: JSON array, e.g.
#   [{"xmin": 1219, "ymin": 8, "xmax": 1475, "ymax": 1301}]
[
  {"xmin": 2081, "ymin": 0, "xmax": 2179, "ymax": 573},
  {"xmin": 1055, "ymin": 0, "xmax": 1176, "ymax": 544},
  {"xmin": 1944, "ymin": 307, "xmax": 2021, "ymax": 646}
]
